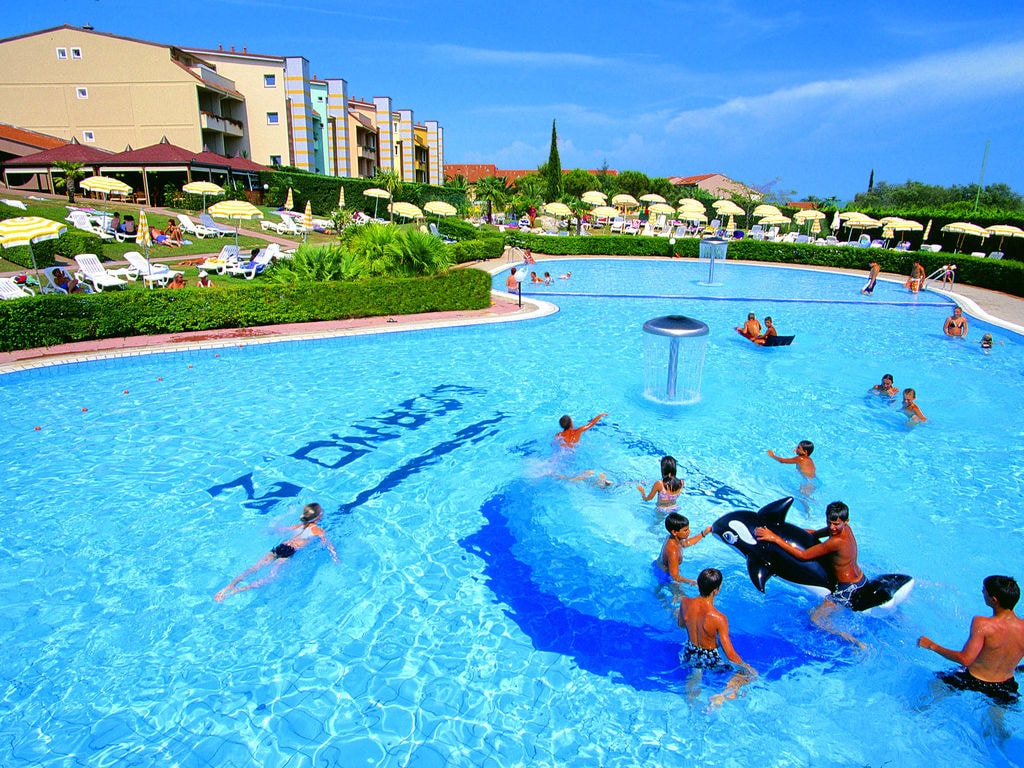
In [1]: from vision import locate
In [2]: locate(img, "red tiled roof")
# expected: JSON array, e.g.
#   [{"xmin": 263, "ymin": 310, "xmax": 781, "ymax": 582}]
[
  {"xmin": 0, "ymin": 123, "xmax": 67, "ymax": 151},
  {"xmin": 107, "ymin": 138, "xmax": 197, "ymax": 164},
  {"xmin": 224, "ymin": 155, "xmax": 268, "ymax": 172},
  {"xmin": 4, "ymin": 140, "xmax": 114, "ymax": 166},
  {"xmin": 670, "ymin": 174, "xmax": 717, "ymax": 185}
]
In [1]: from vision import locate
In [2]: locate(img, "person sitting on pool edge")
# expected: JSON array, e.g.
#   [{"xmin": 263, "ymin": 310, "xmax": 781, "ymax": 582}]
[
  {"xmin": 215, "ymin": 502, "xmax": 337, "ymax": 602},
  {"xmin": 655, "ymin": 512, "xmax": 712, "ymax": 587},
  {"xmin": 871, "ymin": 373, "xmax": 900, "ymax": 397},
  {"xmin": 677, "ymin": 567, "xmax": 756, "ymax": 708},
  {"xmin": 753, "ymin": 316, "xmax": 778, "ymax": 346},
  {"xmin": 555, "ymin": 412, "xmax": 607, "ymax": 448},
  {"xmin": 735, "ymin": 312, "xmax": 761, "ymax": 340},
  {"xmin": 755, "ymin": 501, "xmax": 867, "ymax": 648},
  {"xmin": 918, "ymin": 575, "xmax": 1024, "ymax": 705},
  {"xmin": 944, "ymin": 306, "xmax": 968, "ymax": 338}
]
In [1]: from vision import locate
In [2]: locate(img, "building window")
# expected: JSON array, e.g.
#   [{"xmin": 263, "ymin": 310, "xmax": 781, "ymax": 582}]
[
  {"xmin": 264, "ymin": 74, "xmax": 276, "ymax": 87},
  {"xmin": 270, "ymin": 155, "xmax": 282, "ymax": 166},
  {"xmin": 267, "ymin": 112, "xmax": 279, "ymax": 125},
  {"xmin": 82, "ymin": 131, "xmax": 95, "ymax": 143},
  {"xmin": 56, "ymin": 47, "xmax": 67, "ymax": 59},
  {"xmin": 71, "ymin": 47, "xmax": 83, "ymax": 59},
  {"xmin": 76, "ymin": 87, "xmax": 88, "ymax": 99}
]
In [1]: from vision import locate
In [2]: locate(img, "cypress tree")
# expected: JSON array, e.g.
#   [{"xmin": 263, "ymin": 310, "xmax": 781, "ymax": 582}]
[{"xmin": 545, "ymin": 120, "xmax": 563, "ymax": 201}]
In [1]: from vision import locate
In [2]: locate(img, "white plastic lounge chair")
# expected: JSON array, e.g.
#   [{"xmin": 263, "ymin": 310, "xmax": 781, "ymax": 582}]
[
  {"xmin": 67, "ymin": 211, "xmax": 114, "ymax": 241},
  {"xmin": 610, "ymin": 217, "xmax": 624, "ymax": 233},
  {"xmin": 0, "ymin": 277, "xmax": 35, "ymax": 300},
  {"xmin": 749, "ymin": 224, "xmax": 764, "ymax": 241},
  {"xmin": 199, "ymin": 213, "xmax": 235, "ymax": 236},
  {"xmin": 178, "ymin": 214, "xmax": 220, "ymax": 239},
  {"xmin": 123, "ymin": 251, "xmax": 184, "ymax": 288},
  {"xmin": 989, "ymin": 251, "xmax": 1004, "ymax": 260},
  {"xmin": 39, "ymin": 266, "xmax": 93, "ymax": 294},
  {"xmin": 920, "ymin": 244, "xmax": 942, "ymax": 253},
  {"xmin": 73, "ymin": 253, "xmax": 128, "ymax": 291},
  {"xmin": 429, "ymin": 222, "xmax": 456, "ymax": 243},
  {"xmin": 225, "ymin": 249, "xmax": 273, "ymax": 279},
  {"xmin": 199, "ymin": 245, "xmax": 241, "ymax": 274},
  {"xmin": 641, "ymin": 221, "xmax": 655, "ymax": 237},
  {"xmin": 274, "ymin": 214, "xmax": 307, "ymax": 236}
]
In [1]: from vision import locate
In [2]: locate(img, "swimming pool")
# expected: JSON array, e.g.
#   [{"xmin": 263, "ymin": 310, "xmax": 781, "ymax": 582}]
[{"xmin": 2, "ymin": 258, "xmax": 1022, "ymax": 766}]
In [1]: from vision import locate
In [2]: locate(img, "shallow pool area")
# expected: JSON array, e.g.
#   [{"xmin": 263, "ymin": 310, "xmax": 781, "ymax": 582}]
[{"xmin": 2, "ymin": 259, "xmax": 1023, "ymax": 766}]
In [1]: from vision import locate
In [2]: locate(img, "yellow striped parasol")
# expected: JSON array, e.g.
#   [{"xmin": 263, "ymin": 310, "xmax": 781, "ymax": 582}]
[
  {"xmin": 0, "ymin": 216, "xmax": 66, "ymax": 283},
  {"xmin": 208, "ymin": 199, "xmax": 264, "ymax": 246},
  {"xmin": 302, "ymin": 199, "xmax": 313, "ymax": 241},
  {"xmin": 338, "ymin": 187, "xmax": 346, "ymax": 209},
  {"xmin": 388, "ymin": 201, "xmax": 423, "ymax": 220},
  {"xmin": 581, "ymin": 190, "xmax": 607, "ymax": 205},
  {"xmin": 80, "ymin": 175, "xmax": 132, "ymax": 226},
  {"xmin": 136, "ymin": 210, "xmax": 152, "ymax": 250},
  {"xmin": 183, "ymin": 181, "xmax": 224, "ymax": 210},
  {"xmin": 284, "ymin": 187, "xmax": 294, "ymax": 211}
]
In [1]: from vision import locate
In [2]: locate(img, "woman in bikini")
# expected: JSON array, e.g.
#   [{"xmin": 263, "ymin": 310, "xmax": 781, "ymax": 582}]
[
  {"xmin": 215, "ymin": 503, "xmax": 338, "ymax": 601},
  {"xmin": 943, "ymin": 306, "xmax": 968, "ymax": 338}
]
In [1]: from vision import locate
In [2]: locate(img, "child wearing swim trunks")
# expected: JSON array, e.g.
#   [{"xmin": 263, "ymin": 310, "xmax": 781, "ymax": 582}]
[{"xmin": 677, "ymin": 568, "xmax": 756, "ymax": 708}]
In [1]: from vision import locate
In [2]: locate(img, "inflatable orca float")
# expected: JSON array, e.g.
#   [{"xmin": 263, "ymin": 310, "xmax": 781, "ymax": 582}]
[{"xmin": 711, "ymin": 496, "xmax": 914, "ymax": 615}]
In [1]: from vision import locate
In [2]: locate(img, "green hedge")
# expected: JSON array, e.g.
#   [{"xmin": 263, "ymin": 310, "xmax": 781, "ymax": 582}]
[
  {"xmin": 0, "ymin": 268, "xmax": 492, "ymax": 352},
  {"xmin": 514, "ymin": 233, "xmax": 1024, "ymax": 298},
  {"xmin": 259, "ymin": 169, "xmax": 468, "ymax": 219},
  {"xmin": 447, "ymin": 233, "xmax": 505, "ymax": 264}
]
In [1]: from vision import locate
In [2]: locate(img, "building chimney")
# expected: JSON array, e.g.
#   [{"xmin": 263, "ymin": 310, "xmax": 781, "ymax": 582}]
[
  {"xmin": 230, "ymin": 45, "xmax": 235, "ymax": 52},
  {"xmin": 218, "ymin": 44, "xmax": 223, "ymax": 51},
  {"xmin": 243, "ymin": 47, "xmax": 247, "ymax": 54}
]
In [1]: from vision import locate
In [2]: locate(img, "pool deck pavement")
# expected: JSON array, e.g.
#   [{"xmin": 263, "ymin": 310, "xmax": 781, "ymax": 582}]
[{"xmin": 1, "ymin": 250, "xmax": 1021, "ymax": 375}]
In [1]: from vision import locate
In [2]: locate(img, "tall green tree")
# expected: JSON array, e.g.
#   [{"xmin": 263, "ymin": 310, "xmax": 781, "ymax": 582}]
[
  {"xmin": 563, "ymin": 168, "xmax": 598, "ymax": 199},
  {"xmin": 544, "ymin": 120, "xmax": 563, "ymax": 201}
]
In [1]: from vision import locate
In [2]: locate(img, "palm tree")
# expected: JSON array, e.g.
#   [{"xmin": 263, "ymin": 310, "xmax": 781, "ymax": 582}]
[
  {"xmin": 374, "ymin": 169, "xmax": 401, "ymax": 222},
  {"xmin": 444, "ymin": 175, "xmax": 468, "ymax": 191},
  {"xmin": 53, "ymin": 161, "xmax": 86, "ymax": 203},
  {"xmin": 472, "ymin": 175, "xmax": 509, "ymax": 224}
]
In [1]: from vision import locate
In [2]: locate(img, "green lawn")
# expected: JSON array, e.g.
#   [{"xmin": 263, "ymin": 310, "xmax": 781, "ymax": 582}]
[{"xmin": 0, "ymin": 196, "xmax": 336, "ymax": 272}]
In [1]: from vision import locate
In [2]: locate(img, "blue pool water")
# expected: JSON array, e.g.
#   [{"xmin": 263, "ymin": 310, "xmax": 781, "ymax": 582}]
[{"xmin": 2, "ymin": 258, "xmax": 1023, "ymax": 766}]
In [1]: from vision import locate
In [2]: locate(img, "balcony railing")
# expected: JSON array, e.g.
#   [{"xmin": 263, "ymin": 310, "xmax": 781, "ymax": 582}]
[{"xmin": 200, "ymin": 111, "xmax": 244, "ymax": 138}]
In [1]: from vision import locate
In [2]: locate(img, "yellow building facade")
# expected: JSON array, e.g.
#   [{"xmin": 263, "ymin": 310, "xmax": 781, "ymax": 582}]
[{"xmin": 0, "ymin": 25, "xmax": 445, "ymax": 181}]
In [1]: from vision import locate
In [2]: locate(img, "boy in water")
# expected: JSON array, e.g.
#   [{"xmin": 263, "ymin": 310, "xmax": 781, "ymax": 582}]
[
  {"xmin": 870, "ymin": 374, "xmax": 899, "ymax": 397},
  {"xmin": 555, "ymin": 412, "xmax": 607, "ymax": 448},
  {"xmin": 918, "ymin": 575, "xmax": 1024, "ymax": 705},
  {"xmin": 767, "ymin": 440, "xmax": 816, "ymax": 479},
  {"xmin": 215, "ymin": 503, "xmax": 337, "ymax": 601},
  {"xmin": 902, "ymin": 388, "xmax": 927, "ymax": 423},
  {"xmin": 677, "ymin": 568, "xmax": 756, "ymax": 707},
  {"xmin": 655, "ymin": 512, "xmax": 712, "ymax": 587}
]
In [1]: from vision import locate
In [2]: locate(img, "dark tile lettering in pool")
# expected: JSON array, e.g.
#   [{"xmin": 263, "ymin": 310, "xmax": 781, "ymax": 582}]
[{"xmin": 206, "ymin": 384, "xmax": 501, "ymax": 515}]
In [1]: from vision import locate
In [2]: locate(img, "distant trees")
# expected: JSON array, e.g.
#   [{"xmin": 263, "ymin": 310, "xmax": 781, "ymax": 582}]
[{"xmin": 853, "ymin": 180, "xmax": 1023, "ymax": 213}]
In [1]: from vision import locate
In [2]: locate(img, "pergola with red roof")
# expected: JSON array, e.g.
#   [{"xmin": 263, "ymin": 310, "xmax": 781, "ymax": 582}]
[{"xmin": 3, "ymin": 136, "xmax": 267, "ymax": 203}]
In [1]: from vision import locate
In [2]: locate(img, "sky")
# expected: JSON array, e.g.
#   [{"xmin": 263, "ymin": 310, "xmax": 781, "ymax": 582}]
[{"xmin": 8, "ymin": 1, "xmax": 1024, "ymax": 202}]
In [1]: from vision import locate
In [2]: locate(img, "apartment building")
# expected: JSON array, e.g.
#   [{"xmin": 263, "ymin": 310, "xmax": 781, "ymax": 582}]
[
  {"xmin": 0, "ymin": 25, "xmax": 445, "ymax": 183},
  {"xmin": 0, "ymin": 25, "xmax": 246, "ymax": 157}
]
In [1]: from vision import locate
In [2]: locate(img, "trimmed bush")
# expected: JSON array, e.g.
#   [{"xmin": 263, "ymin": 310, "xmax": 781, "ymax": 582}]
[{"xmin": 0, "ymin": 268, "xmax": 493, "ymax": 352}]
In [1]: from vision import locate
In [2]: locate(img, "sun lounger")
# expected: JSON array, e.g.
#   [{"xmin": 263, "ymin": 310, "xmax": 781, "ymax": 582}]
[
  {"xmin": 2, "ymin": 198, "xmax": 28, "ymax": 210},
  {"xmin": 67, "ymin": 211, "xmax": 115, "ymax": 241},
  {"xmin": 123, "ymin": 251, "xmax": 183, "ymax": 288},
  {"xmin": 0, "ymin": 277, "xmax": 35, "ymax": 300},
  {"xmin": 225, "ymin": 249, "xmax": 273, "ymax": 279},
  {"xmin": 199, "ymin": 245, "xmax": 241, "ymax": 274},
  {"xmin": 429, "ymin": 222, "xmax": 455, "ymax": 243},
  {"xmin": 199, "ymin": 213, "xmax": 235, "ymax": 236},
  {"xmin": 988, "ymin": 251, "xmax": 1004, "ymax": 260},
  {"xmin": 178, "ymin": 214, "xmax": 220, "ymax": 239},
  {"xmin": 73, "ymin": 253, "xmax": 128, "ymax": 291},
  {"xmin": 39, "ymin": 266, "xmax": 93, "ymax": 294}
]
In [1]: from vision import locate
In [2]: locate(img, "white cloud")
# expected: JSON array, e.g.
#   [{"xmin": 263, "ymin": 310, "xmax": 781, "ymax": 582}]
[{"xmin": 429, "ymin": 44, "xmax": 618, "ymax": 68}]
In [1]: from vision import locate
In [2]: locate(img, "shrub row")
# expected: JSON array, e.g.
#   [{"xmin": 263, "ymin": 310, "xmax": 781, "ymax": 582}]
[
  {"xmin": 512, "ymin": 233, "xmax": 1024, "ymax": 298},
  {"xmin": 447, "ymin": 232, "xmax": 505, "ymax": 264},
  {"xmin": 0, "ymin": 268, "xmax": 492, "ymax": 352}
]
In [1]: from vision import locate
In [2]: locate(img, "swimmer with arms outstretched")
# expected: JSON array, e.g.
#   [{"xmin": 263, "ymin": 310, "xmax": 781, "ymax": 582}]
[
  {"xmin": 215, "ymin": 503, "xmax": 337, "ymax": 601},
  {"xmin": 918, "ymin": 575, "xmax": 1024, "ymax": 705},
  {"xmin": 677, "ymin": 568, "xmax": 756, "ymax": 708},
  {"xmin": 656, "ymin": 512, "xmax": 712, "ymax": 587},
  {"xmin": 555, "ymin": 412, "xmax": 607, "ymax": 448},
  {"xmin": 767, "ymin": 440, "xmax": 816, "ymax": 479}
]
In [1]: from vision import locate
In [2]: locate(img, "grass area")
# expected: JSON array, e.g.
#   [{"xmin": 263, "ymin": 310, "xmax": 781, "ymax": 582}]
[{"xmin": 0, "ymin": 195, "xmax": 337, "ymax": 272}]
